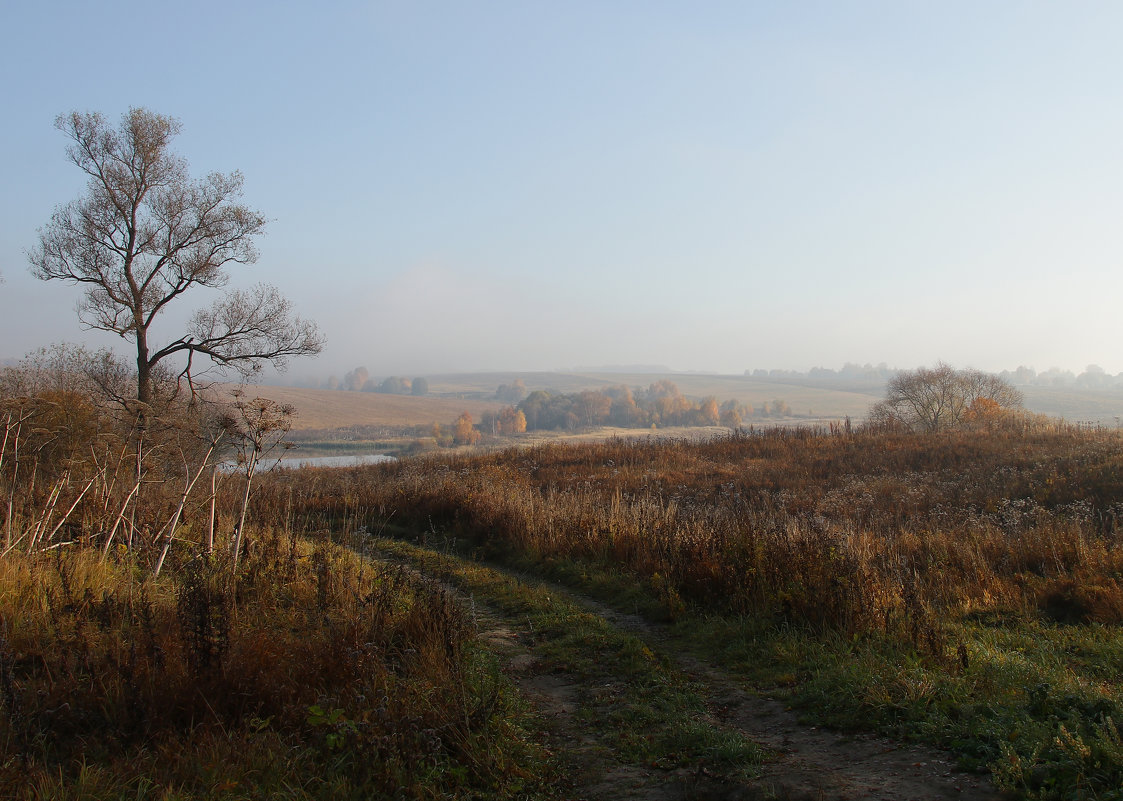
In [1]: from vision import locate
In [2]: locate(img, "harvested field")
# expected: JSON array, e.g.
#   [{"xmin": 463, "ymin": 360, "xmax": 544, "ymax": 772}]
[{"xmin": 213, "ymin": 383, "xmax": 503, "ymax": 430}]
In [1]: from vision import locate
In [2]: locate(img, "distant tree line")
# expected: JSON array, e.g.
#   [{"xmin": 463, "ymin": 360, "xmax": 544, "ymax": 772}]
[
  {"xmin": 996, "ymin": 364, "xmax": 1123, "ymax": 389},
  {"xmin": 747, "ymin": 362, "xmax": 1123, "ymax": 391},
  {"xmin": 513, "ymin": 380, "xmax": 790, "ymax": 432},
  {"xmin": 745, "ymin": 362, "xmax": 896, "ymax": 383},
  {"xmin": 411, "ymin": 381, "xmax": 795, "ymax": 453},
  {"xmin": 302, "ymin": 367, "xmax": 430, "ymax": 395},
  {"xmin": 294, "ymin": 361, "xmax": 1123, "ymax": 399}
]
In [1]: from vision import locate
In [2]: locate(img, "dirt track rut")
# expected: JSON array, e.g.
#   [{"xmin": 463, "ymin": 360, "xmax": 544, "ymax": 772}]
[
  {"xmin": 373, "ymin": 543, "xmax": 1007, "ymax": 800},
  {"xmin": 557, "ymin": 594, "xmax": 1006, "ymax": 801}
]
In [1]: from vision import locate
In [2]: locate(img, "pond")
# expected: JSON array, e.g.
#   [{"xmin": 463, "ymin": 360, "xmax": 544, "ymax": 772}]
[
  {"xmin": 219, "ymin": 453, "xmax": 397, "ymax": 472},
  {"xmin": 280, "ymin": 453, "xmax": 397, "ymax": 469}
]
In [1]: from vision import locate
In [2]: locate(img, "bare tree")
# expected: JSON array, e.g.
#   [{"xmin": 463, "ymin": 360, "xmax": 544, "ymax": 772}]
[
  {"xmin": 29, "ymin": 108, "xmax": 323, "ymax": 407},
  {"xmin": 869, "ymin": 362, "xmax": 1024, "ymax": 432}
]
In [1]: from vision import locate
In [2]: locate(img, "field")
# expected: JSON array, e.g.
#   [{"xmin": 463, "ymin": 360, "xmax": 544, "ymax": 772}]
[
  {"xmin": 5, "ymin": 370, "xmax": 1123, "ymax": 799},
  {"xmin": 221, "ymin": 374, "xmax": 888, "ymax": 459},
  {"xmin": 230, "ymin": 373, "xmax": 1123, "ymax": 446},
  {"xmin": 216, "ymin": 383, "xmax": 505, "ymax": 430},
  {"xmin": 242, "ymin": 422, "xmax": 1123, "ymax": 798},
  {"xmin": 1021, "ymin": 385, "xmax": 1123, "ymax": 426},
  {"xmin": 415, "ymin": 370, "xmax": 885, "ymax": 418}
]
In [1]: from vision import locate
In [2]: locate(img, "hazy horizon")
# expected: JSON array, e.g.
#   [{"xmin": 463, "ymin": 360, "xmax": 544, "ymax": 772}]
[{"xmin": 4, "ymin": 3, "xmax": 1123, "ymax": 381}]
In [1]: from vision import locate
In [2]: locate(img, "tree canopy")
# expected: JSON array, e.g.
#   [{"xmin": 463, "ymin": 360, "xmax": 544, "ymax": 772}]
[
  {"xmin": 869, "ymin": 363, "xmax": 1023, "ymax": 432},
  {"xmin": 29, "ymin": 108, "xmax": 323, "ymax": 406},
  {"xmin": 515, "ymin": 381, "xmax": 759, "ymax": 431}
]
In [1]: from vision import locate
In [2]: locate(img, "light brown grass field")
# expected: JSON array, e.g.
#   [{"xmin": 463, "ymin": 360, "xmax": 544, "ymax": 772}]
[
  {"xmin": 426, "ymin": 372, "xmax": 1123, "ymax": 425},
  {"xmin": 427, "ymin": 371, "xmax": 884, "ymax": 418},
  {"xmin": 215, "ymin": 384, "xmax": 502, "ymax": 431}
]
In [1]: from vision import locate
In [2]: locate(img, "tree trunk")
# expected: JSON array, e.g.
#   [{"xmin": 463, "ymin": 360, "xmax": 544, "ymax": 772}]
[{"xmin": 136, "ymin": 324, "xmax": 152, "ymax": 406}]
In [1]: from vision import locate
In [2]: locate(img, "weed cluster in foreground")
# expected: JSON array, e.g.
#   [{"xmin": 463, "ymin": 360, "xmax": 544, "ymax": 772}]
[{"xmin": 0, "ymin": 534, "xmax": 547, "ymax": 800}]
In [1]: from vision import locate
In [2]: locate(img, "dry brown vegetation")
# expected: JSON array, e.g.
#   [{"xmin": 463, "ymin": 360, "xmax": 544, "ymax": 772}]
[
  {"xmin": 247, "ymin": 420, "xmax": 1123, "ymax": 795},
  {"xmin": 260, "ymin": 423, "xmax": 1123, "ymax": 642},
  {"xmin": 0, "ymin": 357, "xmax": 544, "ymax": 799},
  {"xmin": 6, "ymin": 348, "xmax": 1123, "ymax": 798},
  {"xmin": 0, "ymin": 536, "xmax": 538, "ymax": 799}
]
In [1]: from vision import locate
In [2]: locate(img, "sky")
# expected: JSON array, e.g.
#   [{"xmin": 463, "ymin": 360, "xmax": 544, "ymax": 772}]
[{"xmin": 3, "ymin": 1, "xmax": 1123, "ymax": 382}]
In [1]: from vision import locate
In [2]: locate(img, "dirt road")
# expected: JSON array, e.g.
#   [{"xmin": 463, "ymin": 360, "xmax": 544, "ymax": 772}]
[{"xmin": 368, "ymin": 539, "xmax": 1007, "ymax": 801}]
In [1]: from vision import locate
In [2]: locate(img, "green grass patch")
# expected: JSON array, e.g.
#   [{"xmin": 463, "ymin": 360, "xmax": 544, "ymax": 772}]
[
  {"xmin": 364, "ymin": 536, "xmax": 765, "ymax": 778},
  {"xmin": 379, "ymin": 530, "xmax": 1123, "ymax": 800},
  {"xmin": 668, "ymin": 606, "xmax": 1123, "ymax": 799},
  {"xmin": 776, "ymin": 618, "xmax": 1123, "ymax": 799}
]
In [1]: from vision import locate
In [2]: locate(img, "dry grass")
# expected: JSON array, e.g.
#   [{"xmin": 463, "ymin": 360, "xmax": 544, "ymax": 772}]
[
  {"xmin": 0, "ymin": 535, "xmax": 544, "ymax": 799},
  {"xmin": 245, "ymin": 423, "xmax": 1123, "ymax": 796},
  {"xmin": 0, "ymin": 378, "xmax": 551, "ymax": 799},
  {"xmin": 257, "ymin": 424, "xmax": 1123, "ymax": 641},
  {"xmin": 7, "ymin": 366, "xmax": 1123, "ymax": 798},
  {"xmin": 213, "ymin": 383, "xmax": 502, "ymax": 431}
]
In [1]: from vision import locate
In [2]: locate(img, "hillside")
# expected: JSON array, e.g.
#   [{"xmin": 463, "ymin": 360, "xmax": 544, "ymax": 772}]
[
  {"xmin": 428, "ymin": 371, "xmax": 884, "ymax": 418},
  {"xmin": 228, "ymin": 371, "xmax": 1123, "ymax": 436}
]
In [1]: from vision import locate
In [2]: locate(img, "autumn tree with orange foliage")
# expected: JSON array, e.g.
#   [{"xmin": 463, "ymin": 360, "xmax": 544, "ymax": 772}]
[
  {"xmin": 697, "ymin": 396, "xmax": 720, "ymax": 426},
  {"xmin": 453, "ymin": 412, "xmax": 481, "ymax": 445},
  {"xmin": 963, "ymin": 396, "xmax": 1004, "ymax": 427},
  {"xmin": 719, "ymin": 399, "xmax": 750, "ymax": 428},
  {"xmin": 575, "ymin": 391, "xmax": 612, "ymax": 427},
  {"xmin": 644, "ymin": 380, "xmax": 692, "ymax": 426},
  {"xmin": 497, "ymin": 406, "xmax": 527, "ymax": 434}
]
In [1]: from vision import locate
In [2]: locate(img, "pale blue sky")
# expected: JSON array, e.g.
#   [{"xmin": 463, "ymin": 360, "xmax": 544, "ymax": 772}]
[{"xmin": 3, "ymin": 1, "xmax": 1123, "ymax": 380}]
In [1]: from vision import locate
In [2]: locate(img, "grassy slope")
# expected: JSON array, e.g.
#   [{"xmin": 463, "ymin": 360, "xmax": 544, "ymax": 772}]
[
  {"xmin": 1021, "ymin": 386, "xmax": 1123, "ymax": 425},
  {"xmin": 258, "ymin": 426, "xmax": 1123, "ymax": 798}
]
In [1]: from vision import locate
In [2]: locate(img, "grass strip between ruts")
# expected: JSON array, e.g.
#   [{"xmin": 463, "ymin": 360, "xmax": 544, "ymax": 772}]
[{"xmin": 363, "ymin": 535, "xmax": 766, "ymax": 780}]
